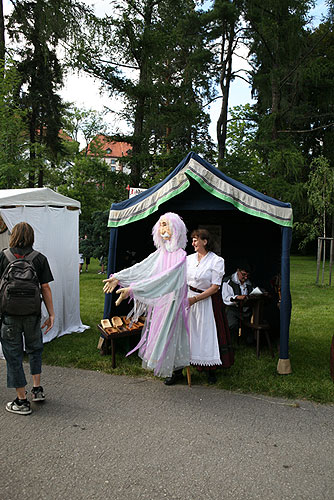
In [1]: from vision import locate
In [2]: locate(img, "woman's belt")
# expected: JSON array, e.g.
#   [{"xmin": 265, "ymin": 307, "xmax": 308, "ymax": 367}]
[{"xmin": 189, "ymin": 285, "xmax": 204, "ymax": 294}]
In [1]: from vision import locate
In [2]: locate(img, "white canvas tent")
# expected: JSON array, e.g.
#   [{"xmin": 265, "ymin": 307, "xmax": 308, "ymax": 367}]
[{"xmin": 0, "ymin": 188, "xmax": 88, "ymax": 357}]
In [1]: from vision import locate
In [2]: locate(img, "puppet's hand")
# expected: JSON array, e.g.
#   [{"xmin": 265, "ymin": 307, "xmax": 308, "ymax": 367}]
[
  {"xmin": 103, "ymin": 277, "xmax": 119, "ymax": 294},
  {"xmin": 115, "ymin": 287, "xmax": 130, "ymax": 306}
]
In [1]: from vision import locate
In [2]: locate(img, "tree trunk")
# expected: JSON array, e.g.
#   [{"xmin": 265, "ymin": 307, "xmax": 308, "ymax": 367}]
[
  {"xmin": 165, "ymin": 125, "xmax": 171, "ymax": 154},
  {"xmin": 0, "ymin": 0, "xmax": 5, "ymax": 74},
  {"xmin": 131, "ymin": 80, "xmax": 147, "ymax": 186},
  {"xmin": 130, "ymin": 2, "xmax": 153, "ymax": 187},
  {"xmin": 217, "ymin": 24, "xmax": 235, "ymax": 161},
  {"xmin": 37, "ymin": 123, "xmax": 44, "ymax": 187},
  {"xmin": 28, "ymin": 112, "xmax": 37, "ymax": 187},
  {"xmin": 271, "ymin": 71, "xmax": 280, "ymax": 141}
]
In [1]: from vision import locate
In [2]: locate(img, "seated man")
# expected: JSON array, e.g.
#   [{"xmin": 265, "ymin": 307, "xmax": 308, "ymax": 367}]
[{"xmin": 222, "ymin": 265, "xmax": 254, "ymax": 344}]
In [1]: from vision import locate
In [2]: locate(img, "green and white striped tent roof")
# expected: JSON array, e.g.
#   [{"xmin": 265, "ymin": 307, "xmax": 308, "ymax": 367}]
[{"xmin": 108, "ymin": 152, "xmax": 292, "ymax": 228}]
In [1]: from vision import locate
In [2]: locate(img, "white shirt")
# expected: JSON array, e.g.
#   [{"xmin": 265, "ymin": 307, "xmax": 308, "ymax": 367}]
[{"xmin": 222, "ymin": 271, "xmax": 252, "ymax": 306}]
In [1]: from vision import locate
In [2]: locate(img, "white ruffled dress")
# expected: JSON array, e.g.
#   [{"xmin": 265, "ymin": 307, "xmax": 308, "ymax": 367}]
[{"xmin": 187, "ymin": 251, "xmax": 225, "ymax": 366}]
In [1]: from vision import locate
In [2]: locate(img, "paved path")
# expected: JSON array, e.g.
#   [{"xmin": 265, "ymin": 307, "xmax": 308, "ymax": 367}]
[{"xmin": 0, "ymin": 360, "xmax": 333, "ymax": 500}]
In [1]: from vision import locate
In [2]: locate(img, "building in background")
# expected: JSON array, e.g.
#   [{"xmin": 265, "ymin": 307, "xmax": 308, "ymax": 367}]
[{"xmin": 84, "ymin": 135, "xmax": 132, "ymax": 172}]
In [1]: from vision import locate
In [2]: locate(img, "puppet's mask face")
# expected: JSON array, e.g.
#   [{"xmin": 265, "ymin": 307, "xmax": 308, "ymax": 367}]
[{"xmin": 159, "ymin": 218, "xmax": 172, "ymax": 240}]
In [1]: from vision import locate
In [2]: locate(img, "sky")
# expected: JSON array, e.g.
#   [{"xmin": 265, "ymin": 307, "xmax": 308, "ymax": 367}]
[{"xmin": 3, "ymin": 0, "xmax": 328, "ymax": 146}]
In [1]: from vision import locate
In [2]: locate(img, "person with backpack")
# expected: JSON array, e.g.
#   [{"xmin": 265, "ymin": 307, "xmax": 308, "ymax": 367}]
[{"xmin": 0, "ymin": 222, "xmax": 55, "ymax": 415}]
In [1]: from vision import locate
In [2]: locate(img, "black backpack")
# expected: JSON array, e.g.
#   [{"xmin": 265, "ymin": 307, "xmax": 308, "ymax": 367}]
[{"xmin": 0, "ymin": 249, "xmax": 42, "ymax": 316}]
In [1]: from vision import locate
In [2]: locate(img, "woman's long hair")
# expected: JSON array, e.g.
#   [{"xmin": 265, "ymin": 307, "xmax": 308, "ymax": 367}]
[{"xmin": 9, "ymin": 222, "xmax": 34, "ymax": 248}]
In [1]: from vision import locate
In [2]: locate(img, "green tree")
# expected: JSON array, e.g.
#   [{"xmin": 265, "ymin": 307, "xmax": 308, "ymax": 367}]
[
  {"xmin": 6, "ymin": 0, "xmax": 91, "ymax": 187},
  {"xmin": 239, "ymin": 0, "xmax": 317, "ymax": 218},
  {"xmin": 63, "ymin": 105, "xmax": 109, "ymax": 153},
  {"xmin": 245, "ymin": 0, "xmax": 313, "ymax": 141},
  {"xmin": 223, "ymin": 104, "xmax": 265, "ymax": 188},
  {"xmin": 57, "ymin": 154, "xmax": 129, "ymax": 221},
  {"xmin": 202, "ymin": 0, "xmax": 246, "ymax": 160},
  {"xmin": 294, "ymin": 22, "xmax": 334, "ymax": 166},
  {"xmin": 294, "ymin": 156, "xmax": 334, "ymax": 252},
  {"xmin": 78, "ymin": 0, "xmax": 215, "ymax": 185},
  {"xmin": 0, "ymin": 0, "xmax": 5, "ymax": 65},
  {"xmin": 0, "ymin": 60, "xmax": 28, "ymax": 187},
  {"xmin": 308, "ymin": 156, "xmax": 334, "ymax": 238},
  {"xmin": 79, "ymin": 210, "xmax": 110, "ymax": 265},
  {"xmin": 79, "ymin": 0, "xmax": 161, "ymax": 185}
]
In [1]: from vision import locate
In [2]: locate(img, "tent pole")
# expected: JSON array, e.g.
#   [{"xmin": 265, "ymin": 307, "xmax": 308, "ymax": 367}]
[
  {"xmin": 277, "ymin": 227, "xmax": 292, "ymax": 375},
  {"xmin": 103, "ymin": 227, "xmax": 118, "ymax": 319}
]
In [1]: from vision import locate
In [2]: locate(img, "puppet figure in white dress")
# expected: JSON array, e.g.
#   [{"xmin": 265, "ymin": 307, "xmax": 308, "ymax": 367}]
[{"xmin": 103, "ymin": 212, "xmax": 190, "ymax": 378}]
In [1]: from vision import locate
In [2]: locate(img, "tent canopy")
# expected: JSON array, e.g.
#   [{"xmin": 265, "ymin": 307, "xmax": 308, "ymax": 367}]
[
  {"xmin": 108, "ymin": 153, "xmax": 292, "ymax": 228},
  {"xmin": 105, "ymin": 152, "xmax": 293, "ymax": 374},
  {"xmin": 0, "ymin": 188, "xmax": 87, "ymax": 353},
  {"xmin": 0, "ymin": 187, "xmax": 80, "ymax": 208}
]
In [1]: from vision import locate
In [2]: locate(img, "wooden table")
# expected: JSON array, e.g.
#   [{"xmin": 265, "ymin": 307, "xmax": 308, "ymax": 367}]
[{"xmin": 97, "ymin": 324, "xmax": 141, "ymax": 369}]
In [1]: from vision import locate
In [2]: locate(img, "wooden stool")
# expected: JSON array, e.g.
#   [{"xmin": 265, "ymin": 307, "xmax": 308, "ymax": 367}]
[
  {"xmin": 245, "ymin": 296, "xmax": 274, "ymax": 358},
  {"xmin": 247, "ymin": 320, "xmax": 274, "ymax": 358}
]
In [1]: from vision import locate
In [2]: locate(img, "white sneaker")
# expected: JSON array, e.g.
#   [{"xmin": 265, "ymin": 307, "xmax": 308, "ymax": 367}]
[{"xmin": 6, "ymin": 398, "xmax": 32, "ymax": 415}]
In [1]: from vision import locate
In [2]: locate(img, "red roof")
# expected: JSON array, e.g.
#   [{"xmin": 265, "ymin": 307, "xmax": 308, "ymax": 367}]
[
  {"xmin": 59, "ymin": 129, "xmax": 75, "ymax": 142},
  {"xmin": 35, "ymin": 128, "xmax": 75, "ymax": 142},
  {"xmin": 85, "ymin": 135, "xmax": 132, "ymax": 157}
]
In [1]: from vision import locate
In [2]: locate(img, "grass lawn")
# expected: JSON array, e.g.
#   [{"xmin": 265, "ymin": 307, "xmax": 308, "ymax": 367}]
[{"xmin": 42, "ymin": 256, "xmax": 334, "ymax": 404}]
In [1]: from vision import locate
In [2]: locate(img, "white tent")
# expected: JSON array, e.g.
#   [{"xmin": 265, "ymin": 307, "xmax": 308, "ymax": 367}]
[{"xmin": 0, "ymin": 187, "xmax": 88, "ymax": 354}]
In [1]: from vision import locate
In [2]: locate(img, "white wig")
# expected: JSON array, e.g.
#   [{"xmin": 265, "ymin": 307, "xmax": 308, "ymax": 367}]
[{"xmin": 152, "ymin": 212, "xmax": 187, "ymax": 252}]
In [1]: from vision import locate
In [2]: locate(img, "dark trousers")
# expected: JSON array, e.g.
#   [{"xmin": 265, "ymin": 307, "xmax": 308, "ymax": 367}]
[
  {"xmin": 226, "ymin": 306, "xmax": 253, "ymax": 344},
  {"xmin": 1, "ymin": 314, "xmax": 43, "ymax": 388}
]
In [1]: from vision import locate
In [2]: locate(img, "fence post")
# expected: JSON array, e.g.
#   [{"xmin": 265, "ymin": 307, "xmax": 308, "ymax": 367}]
[
  {"xmin": 330, "ymin": 239, "xmax": 334, "ymax": 286},
  {"xmin": 316, "ymin": 237, "xmax": 322, "ymax": 284}
]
